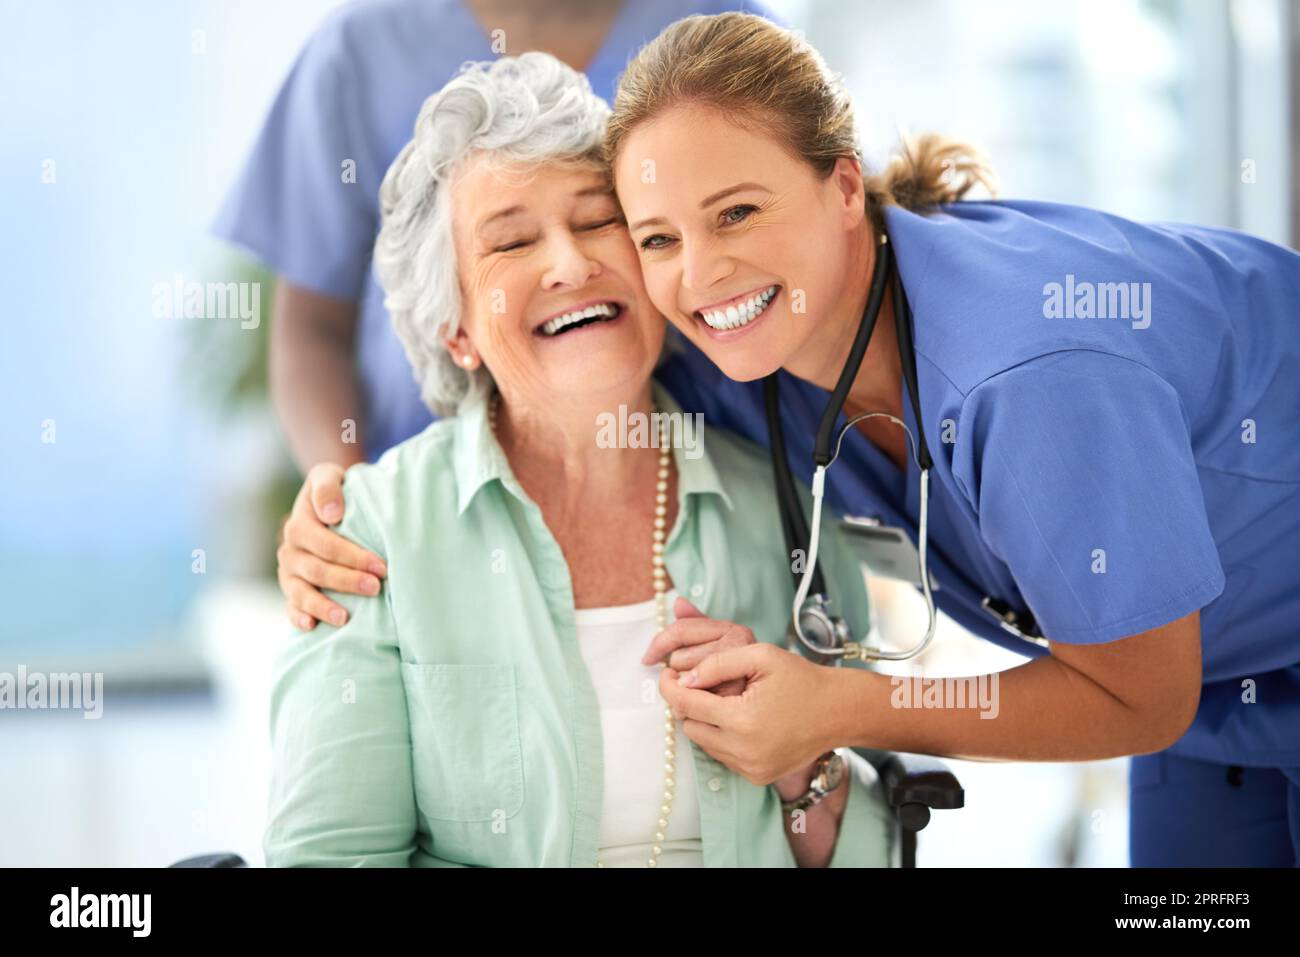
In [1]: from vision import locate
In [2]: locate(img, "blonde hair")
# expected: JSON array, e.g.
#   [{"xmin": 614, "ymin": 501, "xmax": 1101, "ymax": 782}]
[{"xmin": 604, "ymin": 12, "xmax": 997, "ymax": 225}]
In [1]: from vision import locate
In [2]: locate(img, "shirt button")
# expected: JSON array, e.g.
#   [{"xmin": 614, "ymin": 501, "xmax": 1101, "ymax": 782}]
[
  {"xmin": 690, "ymin": 584, "xmax": 704, "ymax": 599},
  {"xmin": 707, "ymin": 776, "xmax": 723, "ymax": 792}
]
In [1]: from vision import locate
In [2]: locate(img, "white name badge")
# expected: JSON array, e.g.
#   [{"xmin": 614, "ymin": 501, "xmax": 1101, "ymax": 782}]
[{"xmin": 838, "ymin": 515, "xmax": 938, "ymax": 591}]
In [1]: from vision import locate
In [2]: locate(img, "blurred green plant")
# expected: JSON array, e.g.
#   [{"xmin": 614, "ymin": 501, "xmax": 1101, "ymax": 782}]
[{"xmin": 180, "ymin": 254, "xmax": 301, "ymax": 579}]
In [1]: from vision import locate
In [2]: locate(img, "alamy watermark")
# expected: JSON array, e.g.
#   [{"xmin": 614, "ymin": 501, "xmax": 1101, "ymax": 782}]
[
  {"xmin": 1042, "ymin": 274, "xmax": 1151, "ymax": 329},
  {"xmin": 151, "ymin": 273, "xmax": 261, "ymax": 329},
  {"xmin": 1, "ymin": 666, "xmax": 103, "ymax": 719},
  {"xmin": 596, "ymin": 405, "xmax": 704, "ymax": 460},
  {"xmin": 890, "ymin": 671, "xmax": 999, "ymax": 719},
  {"xmin": 50, "ymin": 887, "xmax": 150, "ymax": 937}
]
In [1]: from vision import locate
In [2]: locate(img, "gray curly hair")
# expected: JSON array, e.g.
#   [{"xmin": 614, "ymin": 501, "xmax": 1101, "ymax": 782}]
[{"xmin": 375, "ymin": 53, "xmax": 612, "ymax": 416}]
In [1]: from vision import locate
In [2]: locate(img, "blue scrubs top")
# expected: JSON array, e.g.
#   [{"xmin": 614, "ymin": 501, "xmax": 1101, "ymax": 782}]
[
  {"xmin": 658, "ymin": 199, "xmax": 1300, "ymax": 768},
  {"xmin": 212, "ymin": 0, "xmax": 779, "ymax": 461}
]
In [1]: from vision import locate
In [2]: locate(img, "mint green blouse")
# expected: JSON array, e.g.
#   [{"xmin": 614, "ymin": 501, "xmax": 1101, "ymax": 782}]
[{"xmin": 265, "ymin": 380, "xmax": 893, "ymax": 867}]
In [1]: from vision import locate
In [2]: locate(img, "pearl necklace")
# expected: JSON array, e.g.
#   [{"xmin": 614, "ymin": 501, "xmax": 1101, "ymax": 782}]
[{"xmin": 488, "ymin": 392, "xmax": 678, "ymax": 868}]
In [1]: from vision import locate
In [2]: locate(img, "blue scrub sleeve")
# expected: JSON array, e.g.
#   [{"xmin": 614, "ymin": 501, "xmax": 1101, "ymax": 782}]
[
  {"xmin": 953, "ymin": 350, "xmax": 1225, "ymax": 644},
  {"xmin": 211, "ymin": 16, "xmax": 381, "ymax": 300}
]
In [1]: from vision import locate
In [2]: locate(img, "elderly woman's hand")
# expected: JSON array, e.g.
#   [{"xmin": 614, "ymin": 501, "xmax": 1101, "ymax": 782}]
[
  {"xmin": 657, "ymin": 643, "xmax": 844, "ymax": 787},
  {"xmin": 646, "ymin": 600, "xmax": 830, "ymax": 792},
  {"xmin": 277, "ymin": 463, "xmax": 388, "ymax": 631},
  {"xmin": 642, "ymin": 596, "xmax": 758, "ymax": 697}
]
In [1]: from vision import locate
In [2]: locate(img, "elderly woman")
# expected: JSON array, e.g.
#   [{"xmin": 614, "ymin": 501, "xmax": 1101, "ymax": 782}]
[{"xmin": 264, "ymin": 53, "xmax": 891, "ymax": 868}]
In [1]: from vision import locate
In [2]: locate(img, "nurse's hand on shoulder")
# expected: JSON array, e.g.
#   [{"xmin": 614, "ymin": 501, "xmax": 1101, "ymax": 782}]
[
  {"xmin": 658, "ymin": 636, "xmax": 838, "ymax": 786},
  {"xmin": 276, "ymin": 463, "xmax": 387, "ymax": 631}
]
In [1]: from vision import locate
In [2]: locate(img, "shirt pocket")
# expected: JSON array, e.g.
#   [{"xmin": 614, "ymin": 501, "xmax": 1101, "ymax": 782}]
[{"xmin": 400, "ymin": 662, "xmax": 525, "ymax": 822}]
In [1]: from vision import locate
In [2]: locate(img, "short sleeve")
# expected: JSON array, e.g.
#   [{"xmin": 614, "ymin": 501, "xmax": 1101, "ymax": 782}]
[
  {"xmin": 264, "ymin": 470, "xmax": 418, "ymax": 866},
  {"xmin": 211, "ymin": 15, "xmax": 381, "ymax": 299},
  {"xmin": 953, "ymin": 350, "xmax": 1225, "ymax": 644}
]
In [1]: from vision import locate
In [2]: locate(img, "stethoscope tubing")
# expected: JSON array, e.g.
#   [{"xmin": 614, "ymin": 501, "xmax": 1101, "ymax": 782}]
[{"xmin": 778, "ymin": 232, "xmax": 940, "ymax": 662}]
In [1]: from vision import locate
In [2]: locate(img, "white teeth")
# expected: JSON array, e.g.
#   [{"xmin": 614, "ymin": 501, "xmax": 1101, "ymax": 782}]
[
  {"xmin": 700, "ymin": 285, "xmax": 778, "ymax": 331},
  {"xmin": 539, "ymin": 302, "xmax": 618, "ymax": 336}
]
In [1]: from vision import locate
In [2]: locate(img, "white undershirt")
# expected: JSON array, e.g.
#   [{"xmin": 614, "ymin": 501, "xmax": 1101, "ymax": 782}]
[{"xmin": 573, "ymin": 587, "xmax": 704, "ymax": 867}]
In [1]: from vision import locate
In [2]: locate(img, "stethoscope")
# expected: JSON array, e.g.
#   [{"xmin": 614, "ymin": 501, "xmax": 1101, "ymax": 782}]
[{"xmin": 765, "ymin": 231, "xmax": 1047, "ymax": 663}]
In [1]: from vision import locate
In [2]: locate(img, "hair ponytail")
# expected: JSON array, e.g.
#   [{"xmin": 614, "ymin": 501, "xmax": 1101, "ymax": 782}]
[{"xmin": 864, "ymin": 132, "xmax": 999, "ymax": 216}]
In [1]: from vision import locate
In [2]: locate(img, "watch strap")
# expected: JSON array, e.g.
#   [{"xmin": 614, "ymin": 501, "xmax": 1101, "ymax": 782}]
[{"xmin": 779, "ymin": 750, "xmax": 844, "ymax": 814}]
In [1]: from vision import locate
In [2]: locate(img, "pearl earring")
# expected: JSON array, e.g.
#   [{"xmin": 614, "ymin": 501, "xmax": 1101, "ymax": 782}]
[{"xmin": 461, "ymin": 355, "xmax": 475, "ymax": 368}]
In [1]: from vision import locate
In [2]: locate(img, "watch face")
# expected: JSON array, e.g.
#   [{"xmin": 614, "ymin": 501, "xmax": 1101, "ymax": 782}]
[{"xmin": 820, "ymin": 752, "xmax": 846, "ymax": 792}]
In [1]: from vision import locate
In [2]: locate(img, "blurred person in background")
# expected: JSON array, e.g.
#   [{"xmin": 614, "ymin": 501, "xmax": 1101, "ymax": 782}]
[
  {"xmin": 212, "ymin": 0, "xmax": 779, "ymax": 627},
  {"xmin": 265, "ymin": 53, "xmax": 890, "ymax": 867}
]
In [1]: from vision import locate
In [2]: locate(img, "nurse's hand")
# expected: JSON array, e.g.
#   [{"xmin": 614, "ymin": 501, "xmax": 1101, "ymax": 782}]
[
  {"xmin": 659, "ymin": 643, "xmax": 839, "ymax": 786},
  {"xmin": 642, "ymin": 597, "xmax": 754, "ymax": 697},
  {"xmin": 276, "ymin": 463, "xmax": 387, "ymax": 631}
]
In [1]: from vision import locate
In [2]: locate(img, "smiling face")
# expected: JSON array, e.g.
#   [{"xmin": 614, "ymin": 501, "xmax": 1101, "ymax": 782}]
[
  {"xmin": 614, "ymin": 102, "xmax": 868, "ymax": 382},
  {"xmin": 448, "ymin": 157, "xmax": 664, "ymax": 409}
]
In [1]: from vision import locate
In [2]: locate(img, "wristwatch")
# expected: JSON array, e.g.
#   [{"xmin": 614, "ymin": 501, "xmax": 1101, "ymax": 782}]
[{"xmin": 779, "ymin": 750, "xmax": 846, "ymax": 814}]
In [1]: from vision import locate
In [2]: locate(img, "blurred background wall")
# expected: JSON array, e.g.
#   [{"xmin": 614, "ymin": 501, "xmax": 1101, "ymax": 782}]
[{"xmin": 0, "ymin": 0, "xmax": 1294, "ymax": 867}]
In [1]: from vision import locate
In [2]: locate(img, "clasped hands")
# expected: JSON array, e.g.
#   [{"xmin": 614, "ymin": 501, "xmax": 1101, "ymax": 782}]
[{"xmin": 643, "ymin": 596, "xmax": 842, "ymax": 791}]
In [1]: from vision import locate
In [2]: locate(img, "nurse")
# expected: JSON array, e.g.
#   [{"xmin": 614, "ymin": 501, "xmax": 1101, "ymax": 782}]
[
  {"xmin": 280, "ymin": 11, "xmax": 1300, "ymax": 865},
  {"xmin": 602, "ymin": 13, "xmax": 1300, "ymax": 866}
]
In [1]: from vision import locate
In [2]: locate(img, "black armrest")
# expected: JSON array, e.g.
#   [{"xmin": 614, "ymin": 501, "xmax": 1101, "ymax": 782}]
[
  {"xmin": 871, "ymin": 751, "xmax": 965, "ymax": 812},
  {"xmin": 853, "ymin": 748, "xmax": 964, "ymax": 867},
  {"xmin": 170, "ymin": 853, "xmax": 248, "ymax": 868}
]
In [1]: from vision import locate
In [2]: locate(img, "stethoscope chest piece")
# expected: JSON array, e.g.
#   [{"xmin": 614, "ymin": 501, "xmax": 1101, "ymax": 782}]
[{"xmin": 789, "ymin": 593, "xmax": 855, "ymax": 665}]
